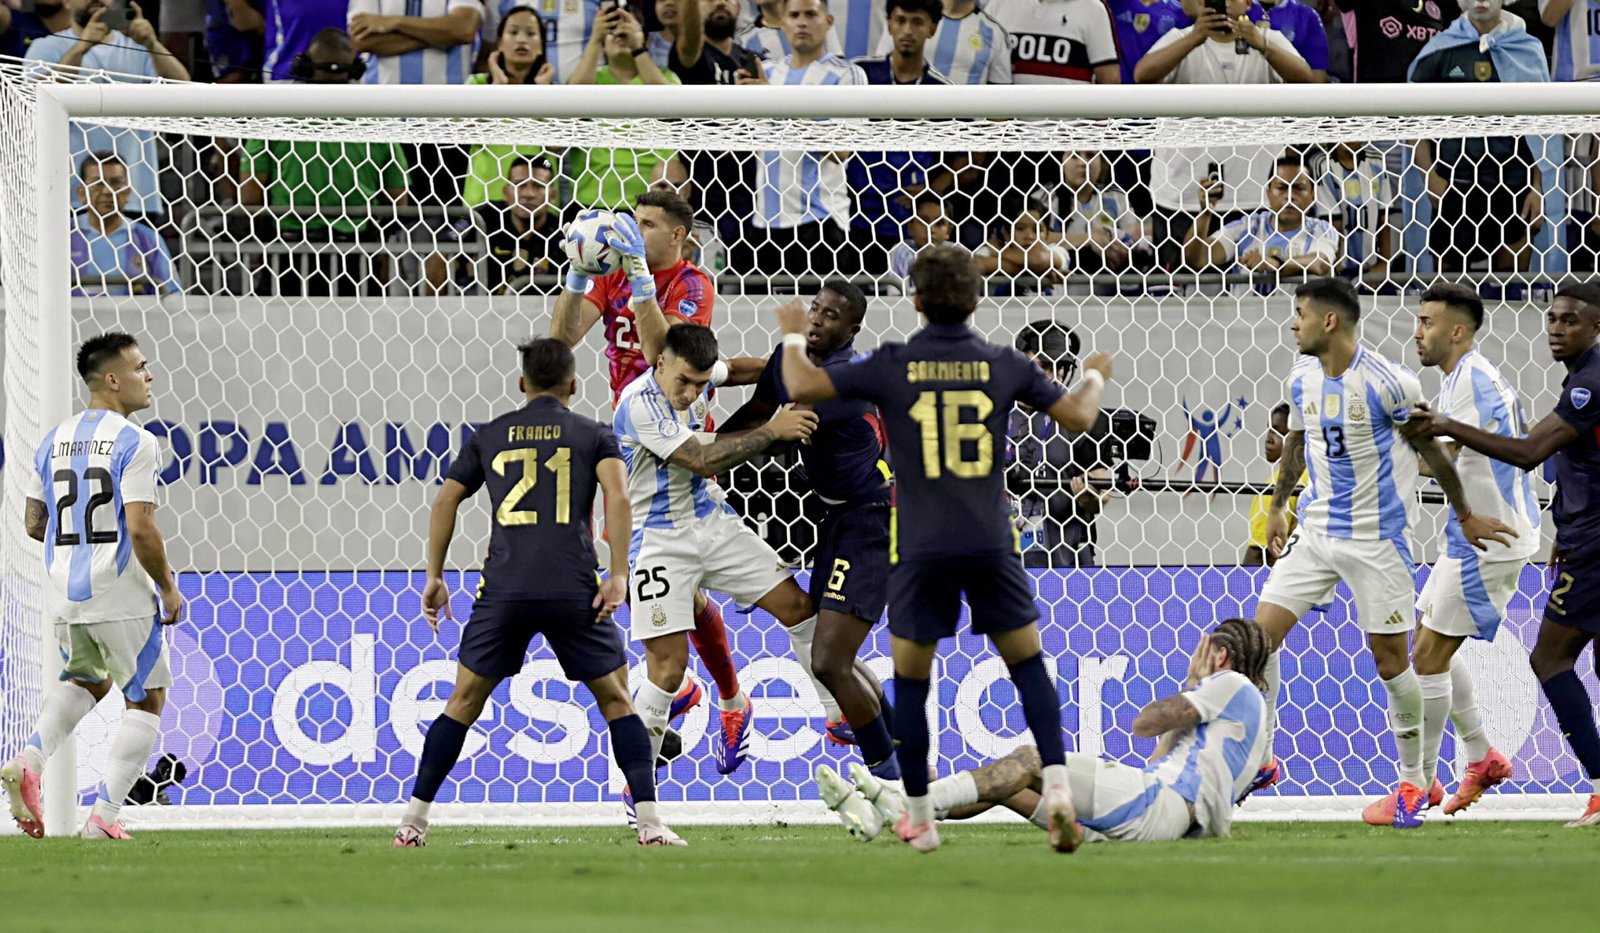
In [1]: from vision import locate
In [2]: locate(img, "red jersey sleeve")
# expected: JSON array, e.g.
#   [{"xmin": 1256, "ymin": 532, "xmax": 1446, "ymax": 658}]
[
  {"xmin": 659, "ymin": 263, "xmax": 715, "ymax": 327},
  {"xmin": 584, "ymin": 271, "xmax": 621, "ymax": 319}
]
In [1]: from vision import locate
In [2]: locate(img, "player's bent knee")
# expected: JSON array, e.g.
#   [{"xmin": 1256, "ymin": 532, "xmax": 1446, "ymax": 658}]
[
  {"xmin": 127, "ymin": 687, "xmax": 165, "ymax": 716},
  {"xmin": 761, "ymin": 580, "xmax": 815, "ymax": 628}
]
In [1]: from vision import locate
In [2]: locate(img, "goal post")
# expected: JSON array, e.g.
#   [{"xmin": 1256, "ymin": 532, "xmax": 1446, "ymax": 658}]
[{"xmin": 5, "ymin": 68, "xmax": 1600, "ymax": 832}]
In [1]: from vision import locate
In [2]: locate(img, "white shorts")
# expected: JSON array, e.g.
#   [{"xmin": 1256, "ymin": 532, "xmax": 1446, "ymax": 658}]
[
  {"xmin": 1054, "ymin": 753, "xmax": 1195, "ymax": 843},
  {"xmin": 1258, "ymin": 528, "xmax": 1417, "ymax": 634},
  {"xmin": 629, "ymin": 508, "xmax": 791, "ymax": 643},
  {"xmin": 54, "ymin": 615, "xmax": 171, "ymax": 703},
  {"xmin": 1417, "ymin": 555, "xmax": 1523, "ymax": 641}
]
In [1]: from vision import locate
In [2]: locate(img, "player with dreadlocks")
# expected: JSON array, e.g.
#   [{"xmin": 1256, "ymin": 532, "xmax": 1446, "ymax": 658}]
[{"xmin": 816, "ymin": 618, "xmax": 1273, "ymax": 849}]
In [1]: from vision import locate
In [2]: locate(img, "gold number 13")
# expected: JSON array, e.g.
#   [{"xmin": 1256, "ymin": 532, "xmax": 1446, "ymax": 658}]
[
  {"xmin": 492, "ymin": 446, "xmax": 572, "ymax": 526},
  {"xmin": 908, "ymin": 390, "xmax": 994, "ymax": 479}
]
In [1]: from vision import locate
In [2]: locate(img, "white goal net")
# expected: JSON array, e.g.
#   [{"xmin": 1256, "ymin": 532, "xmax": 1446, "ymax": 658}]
[{"xmin": 2, "ymin": 63, "xmax": 1599, "ymax": 829}]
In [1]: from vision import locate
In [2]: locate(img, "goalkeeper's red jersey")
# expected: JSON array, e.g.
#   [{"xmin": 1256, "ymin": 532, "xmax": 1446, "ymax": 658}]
[{"xmin": 583, "ymin": 259, "xmax": 715, "ymax": 405}]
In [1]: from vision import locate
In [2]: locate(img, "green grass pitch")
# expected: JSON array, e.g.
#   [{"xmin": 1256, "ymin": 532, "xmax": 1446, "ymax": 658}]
[{"xmin": 1, "ymin": 822, "xmax": 1592, "ymax": 931}]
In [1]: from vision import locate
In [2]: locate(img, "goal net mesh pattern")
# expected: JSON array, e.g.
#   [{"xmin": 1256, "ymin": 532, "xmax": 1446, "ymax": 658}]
[{"xmin": 2, "ymin": 59, "xmax": 1597, "ymax": 825}]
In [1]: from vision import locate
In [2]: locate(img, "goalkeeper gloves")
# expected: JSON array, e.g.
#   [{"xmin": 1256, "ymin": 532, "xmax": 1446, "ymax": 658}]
[{"xmin": 604, "ymin": 214, "xmax": 657, "ymax": 305}]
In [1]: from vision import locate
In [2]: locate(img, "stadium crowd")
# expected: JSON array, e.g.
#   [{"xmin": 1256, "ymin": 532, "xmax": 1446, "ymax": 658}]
[{"xmin": 5, "ymin": 0, "xmax": 1599, "ymax": 298}]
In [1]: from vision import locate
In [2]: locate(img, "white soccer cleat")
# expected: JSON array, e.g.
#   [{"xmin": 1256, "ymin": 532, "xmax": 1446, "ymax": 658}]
[
  {"xmin": 1042, "ymin": 786, "xmax": 1082, "ymax": 854},
  {"xmin": 637, "ymin": 821, "xmax": 688, "ymax": 847},
  {"xmin": 848, "ymin": 762, "xmax": 907, "ymax": 827},
  {"xmin": 80, "ymin": 813, "xmax": 132, "ymax": 840},
  {"xmin": 2, "ymin": 755, "xmax": 45, "ymax": 839},
  {"xmin": 814, "ymin": 764, "xmax": 882, "ymax": 841},
  {"xmin": 393, "ymin": 819, "xmax": 428, "ymax": 848}
]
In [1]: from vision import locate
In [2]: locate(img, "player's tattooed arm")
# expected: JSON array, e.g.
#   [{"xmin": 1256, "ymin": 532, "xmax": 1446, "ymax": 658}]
[
  {"xmin": 1409, "ymin": 405, "xmax": 1578, "ymax": 472},
  {"xmin": 667, "ymin": 406, "xmax": 817, "ymax": 477},
  {"xmin": 1269, "ymin": 430, "xmax": 1304, "ymax": 513},
  {"xmin": 1403, "ymin": 427, "xmax": 1518, "ymax": 551},
  {"xmin": 23, "ymin": 498, "xmax": 46, "ymax": 542},
  {"xmin": 1132, "ymin": 695, "xmax": 1201, "ymax": 738},
  {"xmin": 968, "ymin": 745, "xmax": 1043, "ymax": 803}
]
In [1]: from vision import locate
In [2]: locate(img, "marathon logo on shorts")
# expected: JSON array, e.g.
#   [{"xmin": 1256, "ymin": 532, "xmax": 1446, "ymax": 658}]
[
  {"xmin": 1008, "ymin": 33, "xmax": 1094, "ymax": 82},
  {"xmin": 1572, "ymin": 387, "xmax": 1592, "ymax": 410}
]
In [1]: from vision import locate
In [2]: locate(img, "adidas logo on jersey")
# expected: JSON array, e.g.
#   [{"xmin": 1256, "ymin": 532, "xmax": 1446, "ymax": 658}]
[{"xmin": 1447, "ymin": 65, "xmax": 1465, "ymax": 78}]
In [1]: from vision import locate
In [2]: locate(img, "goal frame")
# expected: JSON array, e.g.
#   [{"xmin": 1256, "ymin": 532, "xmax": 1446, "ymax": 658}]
[{"xmin": 18, "ymin": 81, "xmax": 1600, "ymax": 832}]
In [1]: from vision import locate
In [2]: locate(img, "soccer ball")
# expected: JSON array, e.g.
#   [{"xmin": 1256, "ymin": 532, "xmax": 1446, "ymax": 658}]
[{"xmin": 563, "ymin": 209, "xmax": 623, "ymax": 277}]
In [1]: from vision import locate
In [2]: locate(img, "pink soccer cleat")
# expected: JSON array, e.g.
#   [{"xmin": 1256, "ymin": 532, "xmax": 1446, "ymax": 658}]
[
  {"xmin": 393, "ymin": 819, "xmax": 427, "ymax": 848},
  {"xmin": 1443, "ymin": 749, "xmax": 1513, "ymax": 815},
  {"xmin": 1361, "ymin": 777, "xmax": 1444, "ymax": 826},
  {"xmin": 80, "ymin": 813, "xmax": 132, "ymax": 840},
  {"xmin": 1, "ymin": 755, "xmax": 44, "ymax": 839},
  {"xmin": 1042, "ymin": 786, "xmax": 1082, "ymax": 853},
  {"xmin": 894, "ymin": 811, "xmax": 940, "ymax": 853},
  {"xmin": 637, "ymin": 822, "xmax": 687, "ymax": 847},
  {"xmin": 1565, "ymin": 794, "xmax": 1600, "ymax": 828},
  {"xmin": 669, "ymin": 677, "xmax": 703, "ymax": 724}
]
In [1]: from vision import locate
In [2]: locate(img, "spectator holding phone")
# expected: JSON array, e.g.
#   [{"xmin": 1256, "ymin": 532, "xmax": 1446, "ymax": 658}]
[
  {"xmin": 664, "ymin": 0, "xmax": 761, "ymax": 84},
  {"xmin": 1135, "ymin": 0, "xmax": 1311, "ymax": 270},
  {"xmin": 568, "ymin": 3, "xmax": 681, "ymax": 210},
  {"xmin": 27, "ymin": 1, "xmax": 190, "ymax": 221}
]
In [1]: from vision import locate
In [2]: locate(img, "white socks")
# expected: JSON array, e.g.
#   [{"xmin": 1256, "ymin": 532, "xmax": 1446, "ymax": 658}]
[
  {"xmin": 1262, "ymin": 648, "xmax": 1283, "ymax": 754},
  {"xmin": 928, "ymin": 772, "xmax": 977, "ymax": 815},
  {"xmin": 1040, "ymin": 763, "xmax": 1069, "ymax": 795},
  {"xmin": 21, "ymin": 680, "xmax": 97, "ymax": 773},
  {"xmin": 635, "ymin": 800, "xmax": 660, "ymax": 825},
  {"xmin": 90, "ymin": 708, "xmax": 160, "ymax": 825},
  {"xmin": 783, "ymin": 616, "xmax": 843, "ymax": 721},
  {"xmin": 1448, "ymin": 655, "xmax": 1491, "ymax": 762},
  {"xmin": 405, "ymin": 798, "xmax": 432, "ymax": 824},
  {"xmin": 718, "ymin": 691, "xmax": 748, "ymax": 713},
  {"xmin": 1381, "ymin": 668, "xmax": 1425, "ymax": 788},
  {"xmin": 636, "ymin": 679, "xmax": 676, "ymax": 765},
  {"xmin": 906, "ymin": 794, "xmax": 934, "ymax": 827},
  {"xmin": 1417, "ymin": 671, "xmax": 1453, "ymax": 786}
]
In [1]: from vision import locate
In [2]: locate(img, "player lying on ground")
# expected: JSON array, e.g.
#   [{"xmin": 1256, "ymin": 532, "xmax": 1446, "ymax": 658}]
[
  {"xmin": 1408, "ymin": 284, "xmax": 1600, "ymax": 828},
  {"xmin": 1358, "ymin": 283, "xmax": 1534, "ymax": 824},
  {"xmin": 4, "ymin": 333, "xmax": 183, "ymax": 841},
  {"xmin": 395, "ymin": 338, "xmax": 684, "ymax": 848},
  {"xmin": 817, "ymin": 618, "xmax": 1274, "ymax": 847},
  {"xmin": 551, "ymin": 190, "xmax": 752, "ymax": 758},
  {"xmin": 1252, "ymin": 278, "xmax": 1514, "ymax": 830},
  {"xmin": 778, "ymin": 245, "xmax": 1113, "ymax": 854},
  {"xmin": 718, "ymin": 282, "xmax": 903, "ymax": 783}
]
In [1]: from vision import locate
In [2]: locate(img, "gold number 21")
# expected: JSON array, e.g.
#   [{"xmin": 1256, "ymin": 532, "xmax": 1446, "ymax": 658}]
[{"xmin": 492, "ymin": 446, "xmax": 571, "ymax": 525}]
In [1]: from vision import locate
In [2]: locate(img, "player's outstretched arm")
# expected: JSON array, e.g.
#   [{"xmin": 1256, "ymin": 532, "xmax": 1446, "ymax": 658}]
[
  {"xmin": 422, "ymin": 479, "xmax": 470, "ymax": 632},
  {"xmin": 665, "ymin": 405, "xmax": 818, "ymax": 477},
  {"xmin": 1133, "ymin": 695, "xmax": 1201, "ymax": 738},
  {"xmin": 1409, "ymin": 404, "xmax": 1578, "ymax": 472},
  {"xmin": 1264, "ymin": 430, "xmax": 1304, "ymax": 565},
  {"xmin": 550, "ymin": 285, "xmax": 604, "ymax": 347},
  {"xmin": 1401, "ymin": 420, "xmax": 1518, "ymax": 551},
  {"xmin": 23, "ymin": 498, "xmax": 46, "ymax": 543},
  {"xmin": 126, "ymin": 502, "xmax": 182, "ymax": 626},
  {"xmin": 1045, "ymin": 351, "xmax": 1114, "ymax": 433},
  {"xmin": 595, "ymin": 458, "xmax": 630, "ymax": 622},
  {"xmin": 718, "ymin": 357, "xmax": 769, "ymax": 388},
  {"xmin": 775, "ymin": 299, "xmax": 839, "ymax": 403}
]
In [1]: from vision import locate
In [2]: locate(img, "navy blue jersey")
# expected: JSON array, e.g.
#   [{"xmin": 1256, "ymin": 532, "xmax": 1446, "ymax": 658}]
[
  {"xmin": 828, "ymin": 323, "xmax": 1065, "ymax": 560},
  {"xmin": 759, "ymin": 343, "xmax": 888, "ymax": 503},
  {"xmin": 1552, "ymin": 344, "xmax": 1600, "ymax": 554},
  {"xmin": 447, "ymin": 396, "xmax": 621, "ymax": 598}
]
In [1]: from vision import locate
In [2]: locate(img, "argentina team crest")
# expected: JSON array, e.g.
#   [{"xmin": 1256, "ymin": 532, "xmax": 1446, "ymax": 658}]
[
  {"xmin": 1133, "ymin": 13, "xmax": 1149, "ymax": 32},
  {"xmin": 1573, "ymin": 387, "xmax": 1592, "ymax": 410},
  {"xmin": 1474, "ymin": 61, "xmax": 1493, "ymax": 81}
]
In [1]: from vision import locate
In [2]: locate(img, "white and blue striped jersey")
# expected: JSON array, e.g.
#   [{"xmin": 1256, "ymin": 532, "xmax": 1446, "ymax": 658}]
[
  {"xmin": 1436, "ymin": 350, "xmax": 1540, "ymax": 563},
  {"xmin": 830, "ymin": 0, "xmax": 887, "ymax": 58},
  {"xmin": 1312, "ymin": 148, "xmax": 1395, "ymax": 275},
  {"xmin": 350, "ymin": 0, "xmax": 484, "ymax": 85},
  {"xmin": 1216, "ymin": 212, "xmax": 1340, "ymax": 271},
  {"xmin": 23, "ymin": 410, "xmax": 161, "ymax": 624},
  {"xmin": 613, "ymin": 370, "xmax": 730, "ymax": 541},
  {"xmin": 1286, "ymin": 347, "xmax": 1425, "ymax": 542},
  {"xmin": 1141, "ymin": 670, "xmax": 1268, "ymax": 839},
  {"xmin": 876, "ymin": 7, "xmax": 1014, "ymax": 84},
  {"xmin": 1542, "ymin": 0, "xmax": 1600, "ymax": 82},
  {"xmin": 737, "ymin": 17, "xmax": 844, "ymax": 61},
  {"xmin": 755, "ymin": 54, "xmax": 869, "ymax": 229}
]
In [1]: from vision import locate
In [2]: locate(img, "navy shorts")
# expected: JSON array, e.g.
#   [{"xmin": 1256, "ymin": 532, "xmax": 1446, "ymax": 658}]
[
  {"xmin": 812, "ymin": 497, "xmax": 891, "ymax": 624},
  {"xmin": 458, "ymin": 593, "xmax": 625, "ymax": 682},
  {"xmin": 1544, "ymin": 547, "xmax": 1600, "ymax": 636},
  {"xmin": 886, "ymin": 552, "xmax": 1040, "ymax": 643}
]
